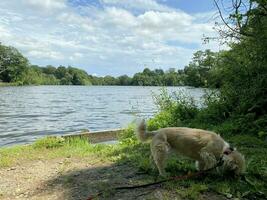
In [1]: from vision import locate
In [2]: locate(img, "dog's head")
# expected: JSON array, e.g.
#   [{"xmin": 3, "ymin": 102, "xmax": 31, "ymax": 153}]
[{"xmin": 222, "ymin": 148, "xmax": 246, "ymax": 176}]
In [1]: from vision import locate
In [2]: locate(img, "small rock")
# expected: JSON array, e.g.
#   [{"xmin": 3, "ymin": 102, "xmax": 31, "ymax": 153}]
[
  {"xmin": 59, "ymin": 161, "xmax": 63, "ymax": 164},
  {"xmin": 154, "ymin": 191, "xmax": 163, "ymax": 200},
  {"xmin": 73, "ymin": 172, "xmax": 81, "ymax": 177},
  {"xmin": 15, "ymin": 194, "xmax": 24, "ymax": 199},
  {"xmin": 7, "ymin": 167, "xmax": 16, "ymax": 171}
]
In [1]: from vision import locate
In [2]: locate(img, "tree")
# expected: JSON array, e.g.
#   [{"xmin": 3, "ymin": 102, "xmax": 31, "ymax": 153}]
[
  {"xmin": 42, "ymin": 65, "xmax": 57, "ymax": 75},
  {"xmin": 60, "ymin": 72, "xmax": 73, "ymax": 85},
  {"xmin": 211, "ymin": 0, "xmax": 267, "ymax": 41},
  {"xmin": 163, "ymin": 68, "xmax": 181, "ymax": 86},
  {"xmin": 55, "ymin": 66, "xmax": 68, "ymax": 79},
  {"xmin": 103, "ymin": 75, "xmax": 117, "ymax": 85},
  {"xmin": 198, "ymin": 0, "xmax": 267, "ymax": 134},
  {"xmin": 117, "ymin": 75, "xmax": 132, "ymax": 85},
  {"xmin": 0, "ymin": 44, "xmax": 29, "ymax": 82},
  {"xmin": 68, "ymin": 67, "xmax": 92, "ymax": 85},
  {"xmin": 183, "ymin": 50, "xmax": 218, "ymax": 87}
]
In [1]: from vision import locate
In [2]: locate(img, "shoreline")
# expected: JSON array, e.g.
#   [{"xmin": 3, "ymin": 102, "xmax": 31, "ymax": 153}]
[{"xmin": 0, "ymin": 129, "xmax": 124, "ymax": 148}]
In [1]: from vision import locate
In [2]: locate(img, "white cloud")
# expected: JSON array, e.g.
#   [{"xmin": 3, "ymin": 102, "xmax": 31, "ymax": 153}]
[
  {"xmin": 0, "ymin": 0, "xmax": 223, "ymax": 76},
  {"xmin": 22, "ymin": 0, "xmax": 66, "ymax": 11},
  {"xmin": 27, "ymin": 50, "xmax": 64, "ymax": 60},
  {"xmin": 0, "ymin": 25, "xmax": 12, "ymax": 40},
  {"xmin": 100, "ymin": 0, "xmax": 174, "ymax": 12},
  {"xmin": 70, "ymin": 52, "xmax": 84, "ymax": 60}
]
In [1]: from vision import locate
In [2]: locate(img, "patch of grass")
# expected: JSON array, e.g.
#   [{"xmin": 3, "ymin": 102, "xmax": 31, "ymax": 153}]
[
  {"xmin": 0, "ymin": 136, "xmax": 120, "ymax": 168},
  {"xmin": 176, "ymin": 183, "xmax": 208, "ymax": 200},
  {"xmin": 33, "ymin": 136, "xmax": 65, "ymax": 149},
  {"xmin": 0, "ymin": 145, "xmax": 43, "ymax": 167}
]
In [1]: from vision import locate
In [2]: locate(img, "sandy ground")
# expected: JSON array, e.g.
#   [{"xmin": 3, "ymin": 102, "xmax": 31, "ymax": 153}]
[{"xmin": 0, "ymin": 157, "xmax": 227, "ymax": 200}]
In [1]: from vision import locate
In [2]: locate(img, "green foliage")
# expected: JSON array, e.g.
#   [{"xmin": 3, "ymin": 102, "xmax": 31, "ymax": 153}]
[
  {"xmin": 147, "ymin": 111, "xmax": 174, "ymax": 130},
  {"xmin": 131, "ymin": 67, "xmax": 184, "ymax": 86},
  {"xmin": 151, "ymin": 88, "xmax": 199, "ymax": 128},
  {"xmin": 117, "ymin": 75, "xmax": 132, "ymax": 85},
  {"xmin": 0, "ymin": 43, "xmax": 29, "ymax": 82},
  {"xmin": 33, "ymin": 136, "xmax": 65, "ymax": 149},
  {"xmin": 0, "ymin": 44, "xmax": 93, "ymax": 86},
  {"xmin": 147, "ymin": 0, "xmax": 267, "ymax": 135},
  {"xmin": 118, "ymin": 124, "xmax": 138, "ymax": 146},
  {"xmin": 184, "ymin": 50, "xmax": 219, "ymax": 87},
  {"xmin": 20, "ymin": 65, "xmax": 60, "ymax": 85},
  {"xmin": 68, "ymin": 67, "xmax": 92, "ymax": 85}
]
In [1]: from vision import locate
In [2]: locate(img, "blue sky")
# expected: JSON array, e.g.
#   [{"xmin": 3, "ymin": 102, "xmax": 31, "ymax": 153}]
[
  {"xmin": 159, "ymin": 0, "xmax": 215, "ymax": 13},
  {"xmin": 0, "ymin": 0, "xmax": 224, "ymax": 77}
]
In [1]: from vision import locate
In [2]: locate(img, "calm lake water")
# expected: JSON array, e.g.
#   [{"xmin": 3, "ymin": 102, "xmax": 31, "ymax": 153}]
[{"xmin": 0, "ymin": 86, "xmax": 207, "ymax": 147}]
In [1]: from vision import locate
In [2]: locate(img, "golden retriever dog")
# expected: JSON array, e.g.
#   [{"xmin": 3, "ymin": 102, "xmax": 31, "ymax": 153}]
[{"xmin": 136, "ymin": 120, "xmax": 245, "ymax": 177}]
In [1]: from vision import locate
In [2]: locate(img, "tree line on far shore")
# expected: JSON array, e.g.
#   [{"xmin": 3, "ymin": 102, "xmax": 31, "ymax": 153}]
[{"xmin": 0, "ymin": 43, "xmax": 226, "ymax": 88}]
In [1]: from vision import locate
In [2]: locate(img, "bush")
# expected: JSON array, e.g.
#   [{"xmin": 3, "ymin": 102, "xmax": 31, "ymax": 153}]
[
  {"xmin": 151, "ymin": 88, "xmax": 199, "ymax": 128},
  {"xmin": 147, "ymin": 110, "xmax": 175, "ymax": 130},
  {"xmin": 118, "ymin": 124, "xmax": 138, "ymax": 146},
  {"xmin": 150, "ymin": 86, "xmax": 266, "ymax": 138}
]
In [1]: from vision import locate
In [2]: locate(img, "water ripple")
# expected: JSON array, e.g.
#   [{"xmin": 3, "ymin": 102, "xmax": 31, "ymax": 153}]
[{"xmin": 0, "ymin": 86, "xmax": 206, "ymax": 147}]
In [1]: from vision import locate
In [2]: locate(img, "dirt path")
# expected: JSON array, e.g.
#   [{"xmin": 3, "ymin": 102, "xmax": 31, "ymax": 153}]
[{"xmin": 0, "ymin": 158, "xmax": 227, "ymax": 200}]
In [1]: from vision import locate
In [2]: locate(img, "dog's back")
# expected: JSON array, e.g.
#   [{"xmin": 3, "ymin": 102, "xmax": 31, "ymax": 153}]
[{"xmin": 156, "ymin": 127, "xmax": 225, "ymax": 159}]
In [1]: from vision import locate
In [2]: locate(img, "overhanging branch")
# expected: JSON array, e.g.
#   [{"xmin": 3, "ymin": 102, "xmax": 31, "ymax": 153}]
[{"xmin": 213, "ymin": 0, "xmax": 254, "ymax": 38}]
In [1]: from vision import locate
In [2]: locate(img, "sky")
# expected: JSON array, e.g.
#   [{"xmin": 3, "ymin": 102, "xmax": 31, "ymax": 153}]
[{"xmin": 0, "ymin": 0, "xmax": 225, "ymax": 76}]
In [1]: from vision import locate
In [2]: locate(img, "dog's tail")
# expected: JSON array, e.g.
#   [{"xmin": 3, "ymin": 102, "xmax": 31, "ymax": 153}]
[{"xmin": 136, "ymin": 119, "xmax": 155, "ymax": 142}]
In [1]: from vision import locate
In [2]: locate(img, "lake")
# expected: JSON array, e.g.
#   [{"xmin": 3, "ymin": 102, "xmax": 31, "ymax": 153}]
[{"xmin": 0, "ymin": 86, "xmax": 207, "ymax": 147}]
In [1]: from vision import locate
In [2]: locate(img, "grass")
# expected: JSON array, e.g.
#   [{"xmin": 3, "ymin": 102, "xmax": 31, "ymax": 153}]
[
  {"xmin": 0, "ymin": 127, "xmax": 266, "ymax": 199},
  {"xmin": 0, "ymin": 137, "xmax": 118, "ymax": 168},
  {"xmin": 0, "ymin": 82, "xmax": 18, "ymax": 87}
]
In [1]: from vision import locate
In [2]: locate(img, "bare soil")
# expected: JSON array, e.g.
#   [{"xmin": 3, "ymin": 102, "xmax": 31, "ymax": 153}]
[{"xmin": 0, "ymin": 157, "xmax": 227, "ymax": 200}]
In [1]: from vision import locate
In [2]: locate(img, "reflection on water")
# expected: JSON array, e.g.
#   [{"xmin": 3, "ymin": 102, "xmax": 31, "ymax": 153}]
[{"xmin": 0, "ymin": 86, "xmax": 206, "ymax": 146}]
